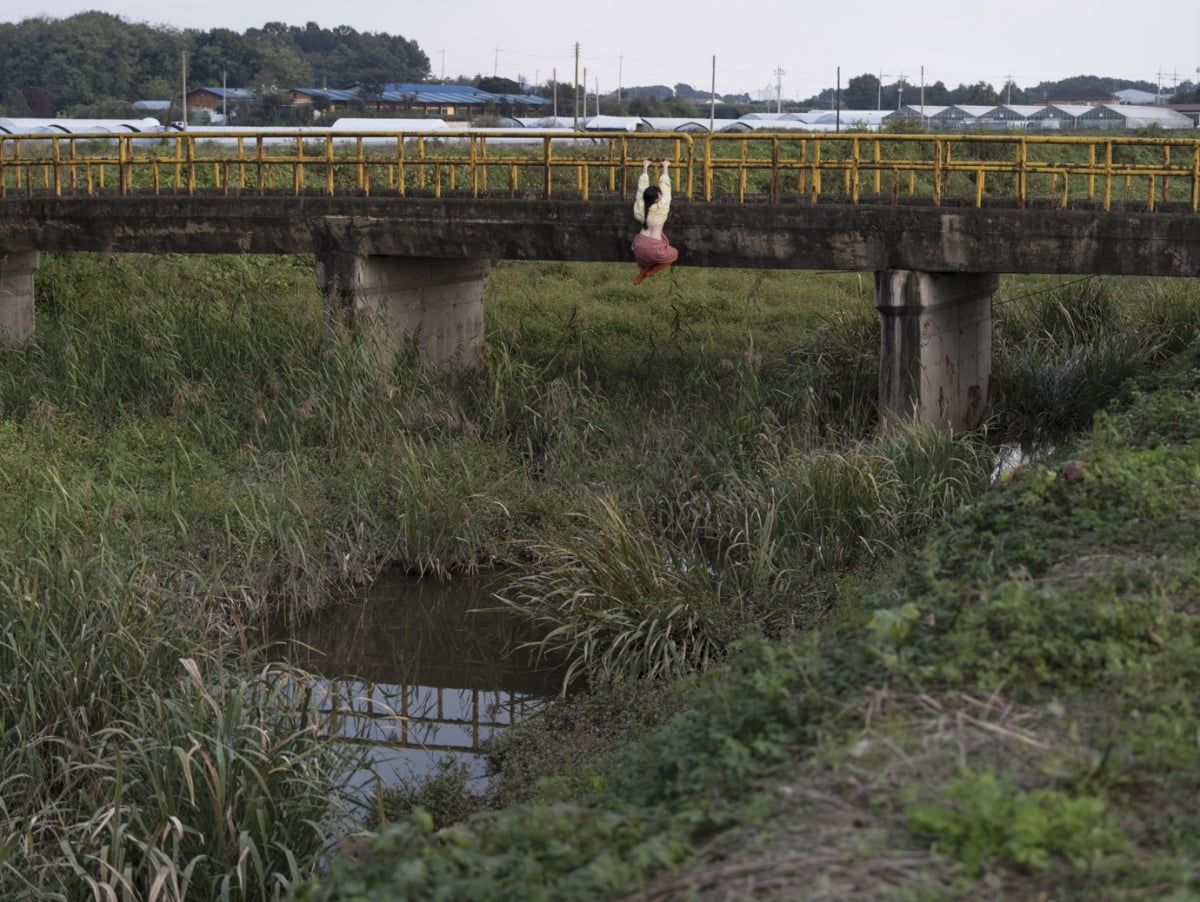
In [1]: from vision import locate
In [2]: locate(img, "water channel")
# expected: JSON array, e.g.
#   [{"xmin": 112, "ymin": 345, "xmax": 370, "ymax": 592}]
[
  {"xmin": 282, "ymin": 440, "xmax": 1032, "ymax": 799},
  {"xmin": 279, "ymin": 570, "xmax": 563, "ymax": 795}
]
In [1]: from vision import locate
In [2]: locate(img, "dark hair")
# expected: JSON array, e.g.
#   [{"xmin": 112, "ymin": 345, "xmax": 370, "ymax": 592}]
[{"xmin": 642, "ymin": 184, "xmax": 661, "ymax": 214}]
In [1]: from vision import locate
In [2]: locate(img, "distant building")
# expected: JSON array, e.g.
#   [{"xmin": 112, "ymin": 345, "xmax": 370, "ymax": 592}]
[
  {"xmin": 1076, "ymin": 104, "xmax": 1194, "ymax": 129},
  {"xmin": 132, "ymin": 100, "xmax": 172, "ymax": 116},
  {"xmin": 1113, "ymin": 88, "xmax": 1160, "ymax": 105},
  {"xmin": 185, "ymin": 87, "xmax": 256, "ymax": 111},
  {"xmin": 1168, "ymin": 104, "xmax": 1200, "ymax": 125},
  {"xmin": 1025, "ymin": 104, "xmax": 1096, "ymax": 130},
  {"xmin": 290, "ymin": 83, "xmax": 549, "ymax": 119},
  {"xmin": 928, "ymin": 105, "xmax": 1000, "ymax": 127},
  {"xmin": 974, "ymin": 105, "xmax": 1046, "ymax": 129},
  {"xmin": 876, "ymin": 102, "xmax": 1196, "ymax": 132}
]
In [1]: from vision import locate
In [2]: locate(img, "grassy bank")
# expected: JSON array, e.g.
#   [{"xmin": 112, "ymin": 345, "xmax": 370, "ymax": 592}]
[
  {"xmin": 300, "ymin": 330, "xmax": 1200, "ymax": 901},
  {"xmin": 1, "ymin": 252, "xmax": 1197, "ymax": 898}
]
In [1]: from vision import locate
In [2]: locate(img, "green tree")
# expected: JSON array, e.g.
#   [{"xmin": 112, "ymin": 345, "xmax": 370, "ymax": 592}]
[
  {"xmin": 923, "ymin": 80, "xmax": 952, "ymax": 105},
  {"xmin": 628, "ymin": 94, "xmax": 668, "ymax": 117},
  {"xmin": 843, "ymin": 73, "xmax": 881, "ymax": 110},
  {"xmin": 190, "ymin": 28, "xmax": 257, "ymax": 88},
  {"xmin": 1170, "ymin": 81, "xmax": 1199, "ymax": 103},
  {"xmin": 999, "ymin": 79, "xmax": 1027, "ymax": 104},
  {"xmin": 1, "ymin": 86, "xmax": 31, "ymax": 116},
  {"xmin": 477, "ymin": 76, "xmax": 523, "ymax": 95},
  {"xmin": 666, "ymin": 95, "xmax": 701, "ymax": 116},
  {"xmin": 964, "ymin": 81, "xmax": 1000, "ymax": 104}
]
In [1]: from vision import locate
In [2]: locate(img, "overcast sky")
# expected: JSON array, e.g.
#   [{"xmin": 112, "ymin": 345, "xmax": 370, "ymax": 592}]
[{"xmin": 6, "ymin": 0, "xmax": 1200, "ymax": 101}]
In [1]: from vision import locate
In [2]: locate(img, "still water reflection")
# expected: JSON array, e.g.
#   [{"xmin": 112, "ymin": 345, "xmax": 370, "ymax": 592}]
[{"xmin": 281, "ymin": 570, "xmax": 561, "ymax": 791}]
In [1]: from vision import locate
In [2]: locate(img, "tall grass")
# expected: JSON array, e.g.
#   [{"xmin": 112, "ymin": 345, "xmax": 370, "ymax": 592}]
[
  {"xmin": 2, "ymin": 251, "xmax": 1194, "ymax": 895},
  {"xmin": 991, "ymin": 276, "xmax": 1200, "ymax": 446},
  {"xmin": 500, "ymin": 495, "xmax": 732, "ymax": 691},
  {"xmin": 0, "ymin": 535, "xmax": 362, "ymax": 899},
  {"xmin": 498, "ymin": 424, "xmax": 994, "ymax": 690}
]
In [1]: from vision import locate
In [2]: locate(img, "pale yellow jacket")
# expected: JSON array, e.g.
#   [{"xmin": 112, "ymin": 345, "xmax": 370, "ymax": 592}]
[{"xmin": 633, "ymin": 171, "xmax": 672, "ymax": 225}]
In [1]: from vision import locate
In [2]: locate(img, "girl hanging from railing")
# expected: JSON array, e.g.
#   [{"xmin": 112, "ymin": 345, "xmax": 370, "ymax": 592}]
[{"xmin": 631, "ymin": 159, "xmax": 679, "ymax": 284}]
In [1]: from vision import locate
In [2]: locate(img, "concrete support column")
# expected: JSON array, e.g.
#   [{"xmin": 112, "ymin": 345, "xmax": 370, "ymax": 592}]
[
  {"xmin": 0, "ymin": 251, "xmax": 38, "ymax": 343},
  {"xmin": 317, "ymin": 254, "xmax": 489, "ymax": 370},
  {"xmin": 874, "ymin": 269, "xmax": 996, "ymax": 431}
]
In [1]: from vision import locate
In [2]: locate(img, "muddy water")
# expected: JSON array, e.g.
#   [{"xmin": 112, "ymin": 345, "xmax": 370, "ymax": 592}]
[{"xmin": 281, "ymin": 570, "xmax": 562, "ymax": 793}]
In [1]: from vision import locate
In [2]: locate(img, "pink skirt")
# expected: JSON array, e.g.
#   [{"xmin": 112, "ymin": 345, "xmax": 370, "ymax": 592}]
[{"xmin": 631, "ymin": 233, "xmax": 679, "ymax": 269}]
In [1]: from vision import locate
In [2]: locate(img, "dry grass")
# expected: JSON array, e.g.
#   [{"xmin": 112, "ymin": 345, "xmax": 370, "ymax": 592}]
[{"xmin": 624, "ymin": 690, "xmax": 1093, "ymax": 902}]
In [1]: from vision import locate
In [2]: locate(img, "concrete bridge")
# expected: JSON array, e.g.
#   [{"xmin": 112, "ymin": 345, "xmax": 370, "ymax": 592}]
[{"xmin": 2, "ymin": 128, "xmax": 1199, "ymax": 430}]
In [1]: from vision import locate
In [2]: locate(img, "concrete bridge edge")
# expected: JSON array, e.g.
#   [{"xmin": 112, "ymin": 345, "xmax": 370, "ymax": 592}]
[{"xmin": 316, "ymin": 253, "xmax": 489, "ymax": 372}]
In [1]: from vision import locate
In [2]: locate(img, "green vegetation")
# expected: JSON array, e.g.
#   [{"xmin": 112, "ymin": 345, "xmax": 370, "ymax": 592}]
[
  {"xmin": 303, "ymin": 316, "xmax": 1200, "ymax": 901},
  {"xmin": 0, "ymin": 14, "xmax": 430, "ymax": 120},
  {"xmin": 1, "ymin": 251, "xmax": 1198, "ymax": 898}
]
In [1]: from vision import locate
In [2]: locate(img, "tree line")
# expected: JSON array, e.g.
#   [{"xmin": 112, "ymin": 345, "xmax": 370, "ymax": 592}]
[
  {"xmin": 0, "ymin": 12, "xmax": 431, "ymax": 118},
  {"xmin": 821, "ymin": 71, "xmax": 1199, "ymax": 111},
  {"xmin": 1, "ymin": 12, "xmax": 1196, "ymax": 123}
]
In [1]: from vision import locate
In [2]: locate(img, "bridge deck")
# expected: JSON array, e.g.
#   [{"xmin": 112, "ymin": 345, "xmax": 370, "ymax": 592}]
[
  {"xmin": 2, "ymin": 129, "xmax": 1199, "ymax": 277},
  {"xmin": 2, "ymin": 192, "xmax": 1198, "ymax": 277}
]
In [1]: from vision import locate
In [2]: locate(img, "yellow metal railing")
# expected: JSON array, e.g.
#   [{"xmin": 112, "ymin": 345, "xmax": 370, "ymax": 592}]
[{"xmin": 2, "ymin": 129, "xmax": 1198, "ymax": 212}]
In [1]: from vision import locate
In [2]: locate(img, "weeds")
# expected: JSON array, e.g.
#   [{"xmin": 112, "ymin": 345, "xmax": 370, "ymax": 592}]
[
  {"xmin": 3, "ymin": 252, "xmax": 1197, "ymax": 898},
  {"xmin": 991, "ymin": 276, "xmax": 1200, "ymax": 446},
  {"xmin": 906, "ymin": 771, "xmax": 1128, "ymax": 877}
]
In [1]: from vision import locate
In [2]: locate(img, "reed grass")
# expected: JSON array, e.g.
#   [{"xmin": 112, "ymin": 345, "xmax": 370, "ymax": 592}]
[
  {"xmin": 497, "ymin": 425, "xmax": 993, "ymax": 690},
  {"xmin": 991, "ymin": 276, "xmax": 1200, "ymax": 446},
  {"xmin": 499, "ymin": 494, "xmax": 734, "ymax": 691},
  {"xmin": 0, "ymin": 539, "xmax": 362, "ymax": 899},
  {"xmin": 1, "ymin": 250, "xmax": 1194, "ymax": 896}
]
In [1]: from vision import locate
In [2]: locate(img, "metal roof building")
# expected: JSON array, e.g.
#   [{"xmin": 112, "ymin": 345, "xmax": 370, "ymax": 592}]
[
  {"xmin": 1113, "ymin": 88, "xmax": 1160, "ymax": 105},
  {"xmin": 928, "ymin": 105, "xmax": 997, "ymax": 127},
  {"xmin": 974, "ymin": 105, "xmax": 1046, "ymax": 128},
  {"xmin": 1075, "ymin": 103, "xmax": 1194, "ymax": 129},
  {"xmin": 291, "ymin": 83, "xmax": 549, "ymax": 117},
  {"xmin": 0, "ymin": 117, "xmax": 163, "ymax": 134},
  {"xmin": 1025, "ymin": 104, "xmax": 1096, "ymax": 129}
]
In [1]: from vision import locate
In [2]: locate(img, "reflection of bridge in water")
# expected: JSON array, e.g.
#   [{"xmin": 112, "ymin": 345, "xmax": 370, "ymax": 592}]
[
  {"xmin": 313, "ymin": 678, "xmax": 546, "ymax": 756},
  {"xmin": 280, "ymin": 571, "xmax": 561, "ymax": 782}
]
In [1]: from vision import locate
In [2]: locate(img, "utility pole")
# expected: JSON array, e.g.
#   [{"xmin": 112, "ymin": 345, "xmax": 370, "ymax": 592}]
[
  {"xmin": 709, "ymin": 55, "xmax": 716, "ymax": 133},
  {"xmin": 439, "ymin": 49, "xmax": 445, "ymax": 81},
  {"xmin": 877, "ymin": 70, "xmax": 890, "ymax": 111},
  {"xmin": 920, "ymin": 65, "xmax": 925, "ymax": 118},
  {"xmin": 180, "ymin": 50, "xmax": 188, "ymax": 129},
  {"xmin": 494, "ymin": 48, "xmax": 500, "ymax": 77},
  {"xmin": 773, "ymin": 64, "xmax": 786, "ymax": 113},
  {"xmin": 573, "ymin": 43, "xmax": 580, "ymax": 131},
  {"xmin": 835, "ymin": 66, "xmax": 841, "ymax": 132},
  {"xmin": 897, "ymin": 71, "xmax": 906, "ymax": 110},
  {"xmin": 552, "ymin": 68, "xmax": 557, "ymax": 120}
]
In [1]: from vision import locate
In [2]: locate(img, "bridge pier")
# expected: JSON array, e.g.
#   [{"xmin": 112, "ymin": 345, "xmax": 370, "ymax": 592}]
[
  {"xmin": 0, "ymin": 251, "xmax": 38, "ymax": 343},
  {"xmin": 317, "ymin": 254, "xmax": 488, "ymax": 370},
  {"xmin": 874, "ymin": 269, "xmax": 996, "ymax": 432}
]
